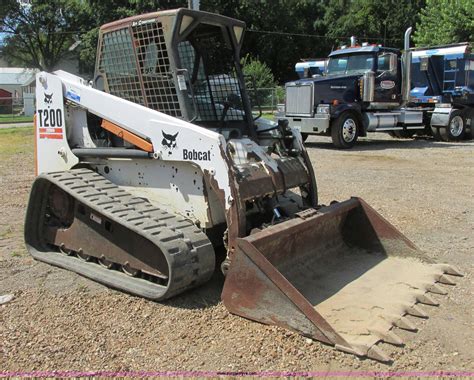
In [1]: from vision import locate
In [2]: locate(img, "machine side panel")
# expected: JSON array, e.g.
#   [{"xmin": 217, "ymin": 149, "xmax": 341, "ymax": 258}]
[
  {"xmin": 36, "ymin": 74, "xmax": 79, "ymax": 174},
  {"xmin": 90, "ymin": 159, "xmax": 226, "ymax": 227},
  {"xmin": 50, "ymin": 71, "xmax": 234, "ymax": 210}
]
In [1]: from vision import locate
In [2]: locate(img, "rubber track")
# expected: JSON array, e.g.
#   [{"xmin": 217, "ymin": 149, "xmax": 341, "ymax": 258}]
[{"xmin": 24, "ymin": 168, "xmax": 215, "ymax": 300}]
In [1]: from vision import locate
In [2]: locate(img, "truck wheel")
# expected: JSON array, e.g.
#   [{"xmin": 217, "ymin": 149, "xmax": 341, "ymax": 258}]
[
  {"xmin": 301, "ymin": 133, "xmax": 309, "ymax": 142},
  {"xmin": 394, "ymin": 130, "xmax": 415, "ymax": 139},
  {"xmin": 440, "ymin": 111, "xmax": 465, "ymax": 141},
  {"xmin": 465, "ymin": 110, "xmax": 473, "ymax": 139},
  {"xmin": 430, "ymin": 126, "xmax": 442, "ymax": 141},
  {"xmin": 331, "ymin": 113, "xmax": 359, "ymax": 148},
  {"xmin": 464, "ymin": 128, "xmax": 472, "ymax": 140}
]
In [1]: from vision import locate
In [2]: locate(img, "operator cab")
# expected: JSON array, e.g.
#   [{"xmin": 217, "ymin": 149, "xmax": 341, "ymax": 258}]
[{"xmin": 95, "ymin": 9, "xmax": 256, "ymax": 141}]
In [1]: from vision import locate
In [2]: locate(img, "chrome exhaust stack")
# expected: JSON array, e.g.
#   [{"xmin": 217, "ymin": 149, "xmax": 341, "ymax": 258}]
[
  {"xmin": 404, "ymin": 27, "xmax": 412, "ymax": 51},
  {"xmin": 402, "ymin": 27, "xmax": 413, "ymax": 105}
]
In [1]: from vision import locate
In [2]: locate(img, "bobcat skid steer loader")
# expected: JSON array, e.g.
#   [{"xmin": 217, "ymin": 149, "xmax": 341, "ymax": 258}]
[{"xmin": 25, "ymin": 9, "xmax": 462, "ymax": 362}]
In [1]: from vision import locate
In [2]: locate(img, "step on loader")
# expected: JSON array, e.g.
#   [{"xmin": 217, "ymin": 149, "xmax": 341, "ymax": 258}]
[{"xmin": 25, "ymin": 8, "xmax": 462, "ymax": 362}]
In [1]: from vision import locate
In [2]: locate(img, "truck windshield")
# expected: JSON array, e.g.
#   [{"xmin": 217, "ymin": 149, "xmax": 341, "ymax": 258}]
[{"xmin": 327, "ymin": 53, "xmax": 374, "ymax": 75}]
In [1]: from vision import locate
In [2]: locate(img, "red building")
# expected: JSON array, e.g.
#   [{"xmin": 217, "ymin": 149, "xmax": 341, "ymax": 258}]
[{"xmin": 0, "ymin": 88, "xmax": 13, "ymax": 114}]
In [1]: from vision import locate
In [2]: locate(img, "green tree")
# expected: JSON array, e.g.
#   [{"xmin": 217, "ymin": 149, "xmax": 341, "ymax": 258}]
[
  {"xmin": 202, "ymin": 0, "xmax": 426, "ymax": 82},
  {"xmin": 202, "ymin": 0, "xmax": 329, "ymax": 83},
  {"xmin": 322, "ymin": 0, "xmax": 426, "ymax": 49},
  {"xmin": 413, "ymin": 0, "xmax": 474, "ymax": 46},
  {"xmin": 240, "ymin": 54, "xmax": 277, "ymax": 108},
  {"xmin": 0, "ymin": 0, "xmax": 86, "ymax": 70},
  {"xmin": 241, "ymin": 54, "xmax": 276, "ymax": 89},
  {"xmin": 79, "ymin": 0, "xmax": 186, "ymax": 75}
]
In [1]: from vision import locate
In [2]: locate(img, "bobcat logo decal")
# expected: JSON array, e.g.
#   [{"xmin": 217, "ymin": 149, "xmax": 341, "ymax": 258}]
[
  {"xmin": 161, "ymin": 131, "xmax": 179, "ymax": 154},
  {"xmin": 44, "ymin": 92, "xmax": 53, "ymax": 104}
]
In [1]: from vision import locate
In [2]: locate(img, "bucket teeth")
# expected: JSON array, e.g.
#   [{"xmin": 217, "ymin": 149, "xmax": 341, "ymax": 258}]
[
  {"xmin": 444, "ymin": 266, "xmax": 463, "ymax": 277},
  {"xmin": 427, "ymin": 284, "xmax": 448, "ymax": 295},
  {"xmin": 222, "ymin": 197, "xmax": 464, "ymax": 364},
  {"xmin": 367, "ymin": 345, "xmax": 391, "ymax": 363},
  {"xmin": 393, "ymin": 316, "xmax": 417, "ymax": 331},
  {"xmin": 417, "ymin": 294, "xmax": 439, "ymax": 306},
  {"xmin": 371, "ymin": 329, "xmax": 404, "ymax": 346},
  {"xmin": 334, "ymin": 344, "xmax": 364, "ymax": 357},
  {"xmin": 436, "ymin": 264, "xmax": 464, "ymax": 277},
  {"xmin": 437, "ymin": 274, "xmax": 456, "ymax": 285},
  {"xmin": 406, "ymin": 305, "xmax": 428, "ymax": 318}
]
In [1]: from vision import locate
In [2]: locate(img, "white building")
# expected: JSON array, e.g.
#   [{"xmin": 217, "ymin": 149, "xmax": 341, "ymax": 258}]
[
  {"xmin": 0, "ymin": 68, "xmax": 37, "ymax": 116},
  {"xmin": 0, "ymin": 68, "xmax": 38, "ymax": 98}
]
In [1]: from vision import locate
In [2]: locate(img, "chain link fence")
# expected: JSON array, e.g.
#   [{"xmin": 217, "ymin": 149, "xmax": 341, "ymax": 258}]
[
  {"xmin": 0, "ymin": 97, "xmax": 20, "ymax": 116},
  {"xmin": 248, "ymin": 87, "xmax": 285, "ymax": 115},
  {"xmin": 0, "ymin": 88, "xmax": 285, "ymax": 123},
  {"xmin": 0, "ymin": 95, "xmax": 35, "ymax": 123}
]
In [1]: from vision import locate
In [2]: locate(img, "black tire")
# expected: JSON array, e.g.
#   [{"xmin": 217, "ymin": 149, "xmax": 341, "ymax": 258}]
[
  {"xmin": 393, "ymin": 130, "xmax": 415, "ymax": 139},
  {"xmin": 388, "ymin": 131, "xmax": 398, "ymax": 138},
  {"xmin": 301, "ymin": 133, "xmax": 309, "ymax": 142},
  {"xmin": 464, "ymin": 128, "xmax": 472, "ymax": 140},
  {"xmin": 331, "ymin": 112, "xmax": 359, "ymax": 149},
  {"xmin": 439, "ymin": 110, "xmax": 466, "ymax": 141},
  {"xmin": 430, "ymin": 125, "xmax": 443, "ymax": 141},
  {"xmin": 465, "ymin": 110, "xmax": 474, "ymax": 139}
]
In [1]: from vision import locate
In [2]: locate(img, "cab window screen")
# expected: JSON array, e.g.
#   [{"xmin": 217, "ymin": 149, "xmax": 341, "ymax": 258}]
[
  {"xmin": 133, "ymin": 21, "xmax": 182, "ymax": 118},
  {"xmin": 177, "ymin": 23, "xmax": 246, "ymax": 122},
  {"xmin": 98, "ymin": 28, "xmax": 145, "ymax": 106}
]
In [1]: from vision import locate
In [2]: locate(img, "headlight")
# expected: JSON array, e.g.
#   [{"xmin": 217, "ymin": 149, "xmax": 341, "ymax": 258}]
[{"xmin": 316, "ymin": 105, "xmax": 330, "ymax": 114}]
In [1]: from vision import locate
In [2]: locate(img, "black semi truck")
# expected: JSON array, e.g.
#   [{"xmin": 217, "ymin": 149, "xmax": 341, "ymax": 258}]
[{"xmin": 280, "ymin": 28, "xmax": 473, "ymax": 148}]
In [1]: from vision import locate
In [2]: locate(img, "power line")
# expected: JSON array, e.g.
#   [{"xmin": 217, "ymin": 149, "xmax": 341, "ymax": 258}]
[
  {"xmin": 247, "ymin": 29, "xmax": 403, "ymax": 42},
  {"xmin": 1, "ymin": 27, "xmax": 403, "ymax": 42}
]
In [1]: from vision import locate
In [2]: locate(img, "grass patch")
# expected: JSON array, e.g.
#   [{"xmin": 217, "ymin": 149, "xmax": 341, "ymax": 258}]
[
  {"xmin": 0, "ymin": 126, "xmax": 34, "ymax": 159},
  {"xmin": 261, "ymin": 112, "xmax": 275, "ymax": 120},
  {"xmin": 253, "ymin": 112, "xmax": 276, "ymax": 121},
  {"xmin": 0, "ymin": 114, "xmax": 34, "ymax": 124}
]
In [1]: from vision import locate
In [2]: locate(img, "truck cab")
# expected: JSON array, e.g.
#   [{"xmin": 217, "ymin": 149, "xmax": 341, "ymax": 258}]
[
  {"xmin": 325, "ymin": 46, "xmax": 401, "ymax": 104},
  {"xmin": 281, "ymin": 39, "xmax": 424, "ymax": 148}
]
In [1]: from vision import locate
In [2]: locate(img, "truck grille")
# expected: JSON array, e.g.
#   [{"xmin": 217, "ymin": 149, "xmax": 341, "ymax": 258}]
[{"xmin": 285, "ymin": 82, "xmax": 313, "ymax": 116}]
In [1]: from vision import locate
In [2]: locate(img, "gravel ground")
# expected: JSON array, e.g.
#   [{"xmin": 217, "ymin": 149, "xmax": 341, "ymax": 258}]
[{"xmin": 0, "ymin": 130, "xmax": 473, "ymax": 373}]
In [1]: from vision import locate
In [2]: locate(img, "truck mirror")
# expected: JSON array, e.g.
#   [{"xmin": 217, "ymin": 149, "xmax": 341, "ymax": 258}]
[
  {"xmin": 377, "ymin": 53, "xmax": 397, "ymax": 74},
  {"xmin": 420, "ymin": 57, "xmax": 429, "ymax": 71},
  {"xmin": 467, "ymin": 60, "xmax": 474, "ymax": 71},
  {"xmin": 389, "ymin": 53, "xmax": 397, "ymax": 72}
]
